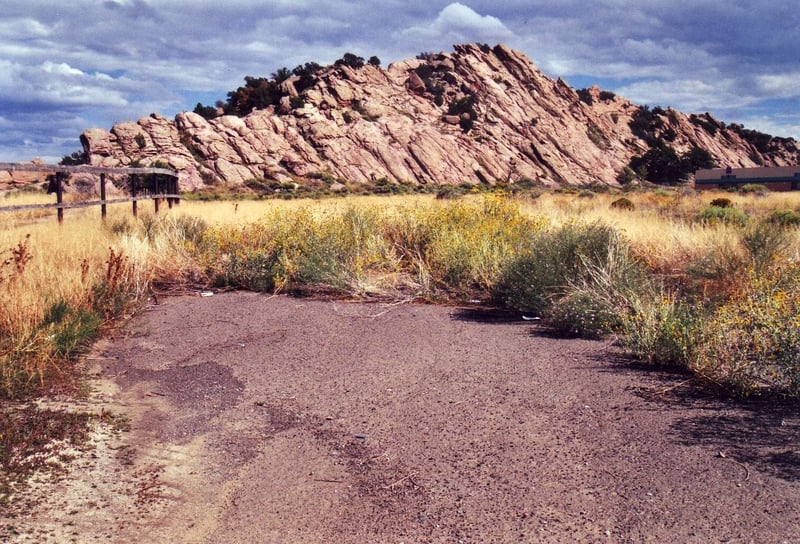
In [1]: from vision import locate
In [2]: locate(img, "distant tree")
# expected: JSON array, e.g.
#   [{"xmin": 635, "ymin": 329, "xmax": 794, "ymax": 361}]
[
  {"xmin": 415, "ymin": 63, "xmax": 435, "ymax": 80},
  {"xmin": 689, "ymin": 113, "xmax": 720, "ymax": 136},
  {"xmin": 629, "ymin": 142, "xmax": 681, "ymax": 184},
  {"xmin": 225, "ymin": 76, "xmax": 280, "ymax": 115},
  {"xmin": 576, "ymin": 88, "xmax": 593, "ymax": 106},
  {"xmin": 448, "ymin": 95, "xmax": 477, "ymax": 117},
  {"xmin": 292, "ymin": 62, "xmax": 323, "ymax": 78},
  {"xmin": 271, "ymin": 67, "xmax": 292, "ymax": 83},
  {"xmin": 629, "ymin": 105, "xmax": 666, "ymax": 144},
  {"xmin": 134, "ymin": 133, "xmax": 146, "ymax": 149},
  {"xmin": 681, "ymin": 146, "xmax": 716, "ymax": 173},
  {"xmin": 616, "ymin": 166, "xmax": 639, "ymax": 186},
  {"xmin": 292, "ymin": 62, "xmax": 323, "ymax": 92},
  {"xmin": 193, "ymin": 102, "xmax": 218, "ymax": 120},
  {"xmin": 368, "ymin": 55, "xmax": 381, "ymax": 67},
  {"xmin": 59, "ymin": 149, "xmax": 87, "ymax": 165},
  {"xmin": 448, "ymin": 94, "xmax": 478, "ymax": 132},
  {"xmin": 727, "ymin": 123, "xmax": 775, "ymax": 153},
  {"xmin": 629, "ymin": 143, "xmax": 716, "ymax": 185},
  {"xmin": 335, "ymin": 53, "xmax": 365, "ymax": 69}
]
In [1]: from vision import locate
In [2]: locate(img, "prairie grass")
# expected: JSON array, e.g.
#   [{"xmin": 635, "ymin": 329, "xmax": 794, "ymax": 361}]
[
  {"xmin": 199, "ymin": 194, "xmax": 542, "ymax": 298},
  {"xmin": 2, "ymin": 187, "xmax": 800, "ymax": 398},
  {"xmin": 0, "ymin": 199, "xmax": 204, "ymax": 397}
]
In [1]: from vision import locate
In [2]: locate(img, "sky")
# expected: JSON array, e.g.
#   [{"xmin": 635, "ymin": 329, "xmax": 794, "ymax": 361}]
[{"xmin": 1, "ymin": 1, "xmax": 798, "ymax": 163}]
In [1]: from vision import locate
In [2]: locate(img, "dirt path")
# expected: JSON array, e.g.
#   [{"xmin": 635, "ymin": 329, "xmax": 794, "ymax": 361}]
[{"xmin": 4, "ymin": 292, "xmax": 799, "ymax": 543}]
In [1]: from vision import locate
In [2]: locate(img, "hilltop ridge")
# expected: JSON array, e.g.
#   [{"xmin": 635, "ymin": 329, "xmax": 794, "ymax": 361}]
[{"xmin": 79, "ymin": 44, "xmax": 798, "ymax": 192}]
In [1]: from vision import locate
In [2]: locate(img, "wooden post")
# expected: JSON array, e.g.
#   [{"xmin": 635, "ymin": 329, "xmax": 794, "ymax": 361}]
[
  {"xmin": 153, "ymin": 174, "xmax": 161, "ymax": 214},
  {"xmin": 56, "ymin": 172, "xmax": 65, "ymax": 224},
  {"xmin": 130, "ymin": 174, "xmax": 138, "ymax": 218},
  {"xmin": 100, "ymin": 173, "xmax": 107, "ymax": 219},
  {"xmin": 168, "ymin": 175, "xmax": 177, "ymax": 208}
]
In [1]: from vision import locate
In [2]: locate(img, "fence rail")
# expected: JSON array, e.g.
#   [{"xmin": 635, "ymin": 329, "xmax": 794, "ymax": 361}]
[
  {"xmin": 0, "ymin": 163, "xmax": 176, "ymax": 176},
  {"xmin": 0, "ymin": 195, "xmax": 182, "ymax": 213},
  {"xmin": 1, "ymin": 162, "xmax": 180, "ymax": 223}
]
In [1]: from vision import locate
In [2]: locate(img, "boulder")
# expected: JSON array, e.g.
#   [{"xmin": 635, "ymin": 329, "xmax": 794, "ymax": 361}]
[{"xmin": 406, "ymin": 71, "xmax": 426, "ymax": 94}]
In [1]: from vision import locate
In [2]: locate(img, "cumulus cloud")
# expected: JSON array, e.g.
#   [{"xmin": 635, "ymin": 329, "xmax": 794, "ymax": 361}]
[
  {"xmin": 614, "ymin": 78, "xmax": 752, "ymax": 112},
  {"xmin": 398, "ymin": 3, "xmax": 515, "ymax": 48},
  {"xmin": 0, "ymin": 60, "xmax": 134, "ymax": 110},
  {"xmin": 756, "ymin": 72, "xmax": 800, "ymax": 98},
  {"xmin": 740, "ymin": 114, "xmax": 800, "ymax": 144}
]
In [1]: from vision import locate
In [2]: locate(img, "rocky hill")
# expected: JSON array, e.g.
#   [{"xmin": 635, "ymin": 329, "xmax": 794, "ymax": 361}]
[{"xmin": 79, "ymin": 43, "xmax": 798, "ymax": 192}]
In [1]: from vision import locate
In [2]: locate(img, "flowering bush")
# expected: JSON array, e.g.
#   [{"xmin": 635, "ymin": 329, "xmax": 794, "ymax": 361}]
[{"xmin": 693, "ymin": 267, "xmax": 800, "ymax": 397}]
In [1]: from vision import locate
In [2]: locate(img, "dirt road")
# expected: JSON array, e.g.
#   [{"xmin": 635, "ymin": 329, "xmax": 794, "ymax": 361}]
[{"xmin": 5, "ymin": 292, "xmax": 799, "ymax": 543}]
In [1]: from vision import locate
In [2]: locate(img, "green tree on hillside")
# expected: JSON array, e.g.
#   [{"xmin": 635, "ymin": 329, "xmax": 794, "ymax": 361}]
[
  {"xmin": 193, "ymin": 102, "xmax": 218, "ymax": 120},
  {"xmin": 335, "ymin": 53, "xmax": 365, "ymax": 69},
  {"xmin": 629, "ymin": 143, "xmax": 716, "ymax": 184}
]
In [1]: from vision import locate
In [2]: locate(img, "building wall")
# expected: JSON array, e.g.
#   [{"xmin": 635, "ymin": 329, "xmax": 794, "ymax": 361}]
[{"xmin": 695, "ymin": 181, "xmax": 795, "ymax": 191}]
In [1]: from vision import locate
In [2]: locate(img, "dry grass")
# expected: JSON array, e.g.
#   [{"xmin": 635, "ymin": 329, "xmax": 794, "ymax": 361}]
[
  {"xmin": 0, "ymin": 198, "xmax": 204, "ymax": 396},
  {"xmin": 2, "ymin": 186, "xmax": 800, "ymax": 398}
]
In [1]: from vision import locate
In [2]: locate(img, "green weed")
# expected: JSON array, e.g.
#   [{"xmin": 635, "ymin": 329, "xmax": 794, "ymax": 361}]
[
  {"xmin": 622, "ymin": 293, "xmax": 699, "ymax": 368},
  {"xmin": 697, "ymin": 205, "xmax": 749, "ymax": 226},
  {"xmin": 493, "ymin": 221, "xmax": 623, "ymax": 316}
]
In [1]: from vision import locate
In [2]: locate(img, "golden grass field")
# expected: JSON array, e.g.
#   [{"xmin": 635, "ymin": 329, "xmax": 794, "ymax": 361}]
[{"xmin": 2, "ymin": 186, "xmax": 800, "ymax": 399}]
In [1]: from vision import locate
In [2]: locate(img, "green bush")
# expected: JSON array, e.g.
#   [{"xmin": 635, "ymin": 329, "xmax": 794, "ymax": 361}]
[
  {"xmin": 587, "ymin": 124, "xmax": 608, "ymax": 149},
  {"xmin": 622, "ymin": 294, "xmax": 698, "ymax": 368},
  {"xmin": 697, "ymin": 205, "xmax": 748, "ymax": 226},
  {"xmin": 202, "ymin": 206, "xmax": 390, "ymax": 293},
  {"xmin": 742, "ymin": 220, "xmax": 790, "ymax": 273},
  {"xmin": 435, "ymin": 185, "xmax": 463, "ymax": 200},
  {"xmin": 200, "ymin": 196, "xmax": 541, "ymax": 297},
  {"xmin": 42, "ymin": 301, "xmax": 102, "ymax": 359},
  {"xmin": 493, "ymin": 222, "xmax": 624, "ymax": 316},
  {"xmin": 739, "ymin": 183, "xmax": 768, "ymax": 195},
  {"xmin": 549, "ymin": 236, "xmax": 649, "ymax": 339},
  {"xmin": 549, "ymin": 291, "xmax": 622, "ymax": 338},
  {"xmin": 768, "ymin": 209, "xmax": 800, "ymax": 226},
  {"xmin": 418, "ymin": 196, "xmax": 538, "ymax": 293}
]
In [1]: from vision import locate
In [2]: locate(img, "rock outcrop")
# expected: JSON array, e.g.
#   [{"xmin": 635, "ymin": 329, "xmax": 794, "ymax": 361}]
[
  {"xmin": 80, "ymin": 44, "xmax": 799, "ymax": 191},
  {"xmin": 0, "ymin": 159, "xmax": 49, "ymax": 191}
]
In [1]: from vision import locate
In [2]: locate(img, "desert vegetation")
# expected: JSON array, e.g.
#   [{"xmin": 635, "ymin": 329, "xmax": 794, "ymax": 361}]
[
  {"xmin": 4, "ymin": 184, "xmax": 800, "ymax": 497},
  {"xmin": 2, "ymin": 187, "xmax": 800, "ymax": 401},
  {"xmin": 192, "ymin": 52, "xmax": 380, "ymax": 119}
]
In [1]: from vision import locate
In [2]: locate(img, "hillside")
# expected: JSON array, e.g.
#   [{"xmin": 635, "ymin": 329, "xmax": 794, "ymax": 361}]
[{"xmin": 79, "ymin": 43, "xmax": 798, "ymax": 192}]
